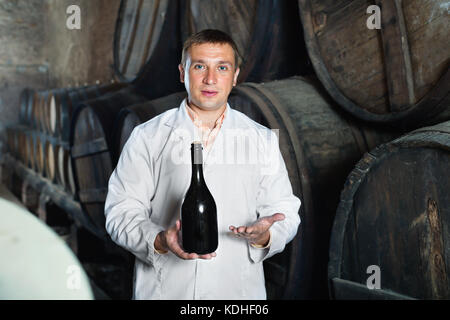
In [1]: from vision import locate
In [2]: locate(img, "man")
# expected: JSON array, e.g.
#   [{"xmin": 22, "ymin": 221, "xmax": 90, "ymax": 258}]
[{"xmin": 105, "ymin": 29, "xmax": 300, "ymax": 300}]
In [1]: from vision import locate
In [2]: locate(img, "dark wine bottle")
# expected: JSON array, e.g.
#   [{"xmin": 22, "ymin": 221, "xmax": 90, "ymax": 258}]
[{"xmin": 181, "ymin": 142, "xmax": 218, "ymax": 254}]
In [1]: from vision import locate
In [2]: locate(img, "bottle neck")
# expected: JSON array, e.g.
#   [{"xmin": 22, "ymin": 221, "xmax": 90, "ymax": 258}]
[
  {"xmin": 191, "ymin": 163, "xmax": 204, "ymax": 186},
  {"xmin": 191, "ymin": 143, "xmax": 205, "ymax": 186}
]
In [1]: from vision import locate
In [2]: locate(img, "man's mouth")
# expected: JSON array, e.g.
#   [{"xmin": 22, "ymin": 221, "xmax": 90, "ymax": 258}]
[{"xmin": 201, "ymin": 90, "xmax": 218, "ymax": 97}]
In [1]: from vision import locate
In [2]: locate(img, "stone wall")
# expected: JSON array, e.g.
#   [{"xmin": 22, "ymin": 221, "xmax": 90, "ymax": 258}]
[{"xmin": 0, "ymin": 0, "xmax": 120, "ymax": 150}]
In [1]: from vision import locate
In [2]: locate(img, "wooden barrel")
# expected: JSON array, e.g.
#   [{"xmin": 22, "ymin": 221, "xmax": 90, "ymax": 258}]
[
  {"xmin": 114, "ymin": 0, "xmax": 170, "ymax": 81},
  {"xmin": 113, "ymin": 0, "xmax": 184, "ymax": 101},
  {"xmin": 329, "ymin": 121, "xmax": 450, "ymax": 299},
  {"xmin": 298, "ymin": 0, "xmax": 450, "ymax": 128},
  {"xmin": 47, "ymin": 83, "xmax": 128, "ymax": 141},
  {"xmin": 29, "ymin": 131, "xmax": 41, "ymax": 174},
  {"xmin": 19, "ymin": 88, "xmax": 32, "ymax": 125},
  {"xmin": 44, "ymin": 137, "xmax": 60, "ymax": 183},
  {"xmin": 27, "ymin": 93, "xmax": 35, "ymax": 127},
  {"xmin": 57, "ymin": 142, "xmax": 76, "ymax": 195},
  {"xmin": 180, "ymin": 0, "xmax": 311, "ymax": 83},
  {"xmin": 114, "ymin": 91, "xmax": 186, "ymax": 159},
  {"xmin": 24, "ymin": 130, "xmax": 35, "ymax": 171},
  {"xmin": 15, "ymin": 127, "xmax": 29, "ymax": 166},
  {"xmin": 34, "ymin": 92, "xmax": 51, "ymax": 135},
  {"xmin": 5, "ymin": 127, "xmax": 18, "ymax": 158},
  {"xmin": 44, "ymin": 93, "xmax": 52, "ymax": 135},
  {"xmin": 34, "ymin": 132, "xmax": 46, "ymax": 177},
  {"xmin": 70, "ymin": 86, "xmax": 148, "ymax": 230},
  {"xmin": 34, "ymin": 91, "xmax": 52, "ymax": 134},
  {"xmin": 17, "ymin": 129, "xmax": 24, "ymax": 161},
  {"xmin": 227, "ymin": 76, "xmax": 402, "ymax": 299},
  {"xmin": 48, "ymin": 88, "xmax": 73, "ymax": 139},
  {"xmin": 31, "ymin": 92, "xmax": 44, "ymax": 132},
  {"xmin": 30, "ymin": 91, "xmax": 41, "ymax": 130}
]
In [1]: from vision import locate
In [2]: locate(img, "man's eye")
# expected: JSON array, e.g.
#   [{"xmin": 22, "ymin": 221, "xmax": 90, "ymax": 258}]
[
  {"xmin": 194, "ymin": 65, "xmax": 204, "ymax": 70},
  {"xmin": 218, "ymin": 66, "xmax": 228, "ymax": 71}
]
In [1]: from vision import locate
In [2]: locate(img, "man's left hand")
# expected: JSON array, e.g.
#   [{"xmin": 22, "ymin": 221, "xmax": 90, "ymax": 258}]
[{"xmin": 229, "ymin": 213, "xmax": 285, "ymax": 247}]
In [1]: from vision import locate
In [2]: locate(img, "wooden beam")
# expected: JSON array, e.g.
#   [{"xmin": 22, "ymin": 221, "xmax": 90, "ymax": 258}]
[{"xmin": 3, "ymin": 154, "xmax": 106, "ymax": 240}]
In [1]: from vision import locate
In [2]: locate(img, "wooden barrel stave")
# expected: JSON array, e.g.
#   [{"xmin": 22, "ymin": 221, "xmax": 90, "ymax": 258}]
[{"xmin": 329, "ymin": 121, "xmax": 450, "ymax": 299}]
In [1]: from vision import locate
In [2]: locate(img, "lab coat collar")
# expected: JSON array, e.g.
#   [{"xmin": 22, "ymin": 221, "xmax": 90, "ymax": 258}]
[{"xmin": 165, "ymin": 98, "xmax": 233, "ymax": 141}]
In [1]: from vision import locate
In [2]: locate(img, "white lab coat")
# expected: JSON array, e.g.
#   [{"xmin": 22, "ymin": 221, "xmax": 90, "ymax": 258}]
[{"xmin": 105, "ymin": 99, "xmax": 301, "ymax": 300}]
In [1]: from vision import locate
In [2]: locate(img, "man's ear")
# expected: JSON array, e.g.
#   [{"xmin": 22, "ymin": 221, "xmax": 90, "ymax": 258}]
[
  {"xmin": 178, "ymin": 64, "xmax": 185, "ymax": 83},
  {"xmin": 233, "ymin": 67, "xmax": 240, "ymax": 86}
]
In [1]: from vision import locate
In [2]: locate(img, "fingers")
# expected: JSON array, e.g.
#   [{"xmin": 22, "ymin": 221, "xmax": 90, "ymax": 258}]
[
  {"xmin": 169, "ymin": 219, "xmax": 216, "ymax": 260},
  {"xmin": 229, "ymin": 213, "xmax": 285, "ymax": 240},
  {"xmin": 198, "ymin": 252, "xmax": 217, "ymax": 259},
  {"xmin": 270, "ymin": 213, "xmax": 285, "ymax": 223},
  {"xmin": 229, "ymin": 225, "xmax": 255, "ymax": 240}
]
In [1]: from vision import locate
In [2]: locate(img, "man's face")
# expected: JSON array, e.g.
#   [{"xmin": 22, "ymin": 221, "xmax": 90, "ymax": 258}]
[{"xmin": 179, "ymin": 43, "xmax": 240, "ymax": 111}]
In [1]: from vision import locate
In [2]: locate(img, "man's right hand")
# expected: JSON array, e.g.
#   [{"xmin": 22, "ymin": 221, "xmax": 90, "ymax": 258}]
[{"xmin": 154, "ymin": 219, "xmax": 216, "ymax": 260}]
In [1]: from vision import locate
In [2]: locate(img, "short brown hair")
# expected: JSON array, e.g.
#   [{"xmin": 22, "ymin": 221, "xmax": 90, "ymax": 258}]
[{"xmin": 181, "ymin": 29, "xmax": 241, "ymax": 69}]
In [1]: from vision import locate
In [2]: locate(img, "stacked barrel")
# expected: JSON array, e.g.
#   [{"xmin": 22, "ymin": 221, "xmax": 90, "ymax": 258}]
[
  {"xmin": 296, "ymin": 0, "xmax": 450, "ymax": 300},
  {"xmin": 6, "ymin": 87, "xmax": 71, "ymax": 190},
  {"xmin": 5, "ymin": 83, "xmax": 130, "ymax": 194}
]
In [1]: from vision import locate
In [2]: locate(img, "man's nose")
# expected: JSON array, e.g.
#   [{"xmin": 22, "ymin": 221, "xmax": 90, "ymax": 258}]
[{"xmin": 203, "ymin": 69, "xmax": 217, "ymax": 85}]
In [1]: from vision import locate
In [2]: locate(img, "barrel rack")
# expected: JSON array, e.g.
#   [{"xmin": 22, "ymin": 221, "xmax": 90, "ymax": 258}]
[{"xmin": 1, "ymin": 152, "xmax": 105, "ymax": 240}]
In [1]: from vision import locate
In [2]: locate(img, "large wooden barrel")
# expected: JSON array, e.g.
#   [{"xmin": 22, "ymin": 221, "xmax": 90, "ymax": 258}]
[
  {"xmin": 114, "ymin": 91, "xmax": 186, "ymax": 159},
  {"xmin": 70, "ymin": 86, "xmax": 148, "ymax": 230},
  {"xmin": 114, "ymin": 0, "xmax": 185, "ymax": 100},
  {"xmin": 180, "ymin": 0, "xmax": 312, "ymax": 83},
  {"xmin": 114, "ymin": 0, "xmax": 170, "ymax": 81},
  {"xmin": 227, "ymin": 76, "xmax": 402, "ymax": 299},
  {"xmin": 298, "ymin": 0, "xmax": 450, "ymax": 128},
  {"xmin": 329, "ymin": 121, "xmax": 450, "ymax": 299}
]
